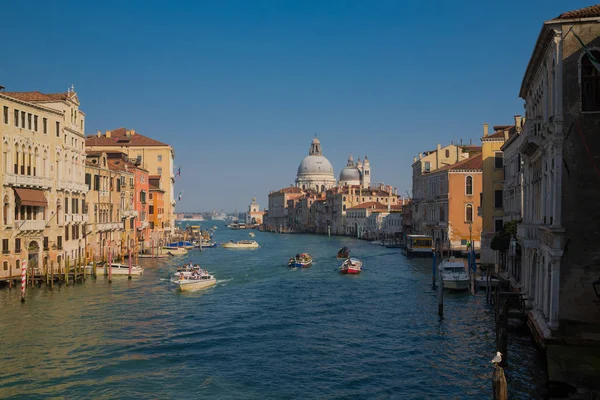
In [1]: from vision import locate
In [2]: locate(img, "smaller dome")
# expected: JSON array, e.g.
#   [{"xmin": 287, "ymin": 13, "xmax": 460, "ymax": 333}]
[{"xmin": 339, "ymin": 154, "xmax": 361, "ymax": 183}]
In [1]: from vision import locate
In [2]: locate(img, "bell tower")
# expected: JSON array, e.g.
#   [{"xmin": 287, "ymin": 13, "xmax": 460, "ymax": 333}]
[{"xmin": 361, "ymin": 155, "xmax": 371, "ymax": 189}]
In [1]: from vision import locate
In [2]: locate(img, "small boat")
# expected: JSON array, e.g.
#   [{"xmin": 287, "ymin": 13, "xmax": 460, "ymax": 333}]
[
  {"xmin": 200, "ymin": 241, "xmax": 217, "ymax": 248},
  {"xmin": 171, "ymin": 270, "xmax": 216, "ymax": 292},
  {"xmin": 85, "ymin": 262, "xmax": 144, "ymax": 276},
  {"xmin": 438, "ymin": 257, "xmax": 470, "ymax": 291},
  {"xmin": 249, "ymin": 232, "xmax": 256, "ymax": 238},
  {"xmin": 340, "ymin": 258, "xmax": 362, "ymax": 274},
  {"xmin": 288, "ymin": 253, "xmax": 313, "ymax": 268},
  {"xmin": 165, "ymin": 241, "xmax": 195, "ymax": 250},
  {"xmin": 162, "ymin": 246, "xmax": 188, "ymax": 256},
  {"xmin": 337, "ymin": 246, "xmax": 350, "ymax": 259},
  {"xmin": 212, "ymin": 225, "xmax": 217, "ymax": 229},
  {"xmin": 221, "ymin": 240, "xmax": 259, "ymax": 249}
]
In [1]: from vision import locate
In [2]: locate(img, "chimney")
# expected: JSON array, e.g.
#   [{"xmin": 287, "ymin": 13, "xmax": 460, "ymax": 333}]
[
  {"xmin": 130, "ymin": 129, "xmax": 136, "ymax": 135},
  {"xmin": 97, "ymin": 130, "xmax": 101, "ymax": 137},
  {"xmin": 504, "ymin": 130, "xmax": 509, "ymax": 140},
  {"xmin": 418, "ymin": 153, "xmax": 422, "ymax": 159},
  {"xmin": 437, "ymin": 143, "xmax": 441, "ymax": 151},
  {"xmin": 105, "ymin": 130, "xmax": 111, "ymax": 138},
  {"xmin": 514, "ymin": 115, "xmax": 522, "ymax": 130},
  {"xmin": 483, "ymin": 123, "xmax": 489, "ymax": 137},
  {"xmin": 413, "ymin": 156, "xmax": 417, "ymax": 163}
]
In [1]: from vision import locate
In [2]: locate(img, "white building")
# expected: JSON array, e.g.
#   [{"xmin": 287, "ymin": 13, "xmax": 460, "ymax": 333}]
[{"xmin": 295, "ymin": 137, "xmax": 336, "ymax": 193}]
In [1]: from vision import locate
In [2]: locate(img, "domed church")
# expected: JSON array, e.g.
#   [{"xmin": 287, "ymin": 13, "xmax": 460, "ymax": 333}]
[
  {"xmin": 339, "ymin": 154, "xmax": 371, "ymax": 188},
  {"xmin": 295, "ymin": 137, "xmax": 337, "ymax": 193}
]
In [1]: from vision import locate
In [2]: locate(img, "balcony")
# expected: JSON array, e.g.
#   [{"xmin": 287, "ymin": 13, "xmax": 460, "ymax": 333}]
[
  {"xmin": 4, "ymin": 173, "xmax": 53, "ymax": 189},
  {"xmin": 96, "ymin": 222, "xmax": 122, "ymax": 232},
  {"xmin": 57, "ymin": 180, "xmax": 89, "ymax": 193},
  {"xmin": 14, "ymin": 220, "xmax": 46, "ymax": 231},
  {"xmin": 71, "ymin": 214, "xmax": 87, "ymax": 223},
  {"xmin": 517, "ymin": 223, "xmax": 540, "ymax": 243},
  {"xmin": 64, "ymin": 214, "xmax": 72, "ymax": 223},
  {"xmin": 122, "ymin": 210, "xmax": 137, "ymax": 218}
]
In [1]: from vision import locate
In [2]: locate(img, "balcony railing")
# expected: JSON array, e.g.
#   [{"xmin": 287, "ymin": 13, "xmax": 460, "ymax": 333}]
[
  {"xmin": 14, "ymin": 220, "xmax": 46, "ymax": 231},
  {"xmin": 96, "ymin": 222, "xmax": 122, "ymax": 231},
  {"xmin": 517, "ymin": 223, "xmax": 539, "ymax": 241},
  {"xmin": 122, "ymin": 210, "xmax": 137, "ymax": 218},
  {"xmin": 4, "ymin": 173, "xmax": 53, "ymax": 188}
]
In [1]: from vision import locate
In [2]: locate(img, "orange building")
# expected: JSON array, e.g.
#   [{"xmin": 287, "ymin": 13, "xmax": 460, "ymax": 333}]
[
  {"xmin": 149, "ymin": 175, "xmax": 166, "ymax": 247},
  {"xmin": 418, "ymin": 153, "xmax": 483, "ymax": 252}
]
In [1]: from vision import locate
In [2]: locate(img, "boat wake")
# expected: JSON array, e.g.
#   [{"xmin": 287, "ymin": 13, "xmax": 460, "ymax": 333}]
[{"xmin": 217, "ymin": 278, "xmax": 233, "ymax": 285}]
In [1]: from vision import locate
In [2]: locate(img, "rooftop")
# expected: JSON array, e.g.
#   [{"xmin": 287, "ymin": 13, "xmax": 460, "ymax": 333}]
[
  {"xmin": 86, "ymin": 128, "xmax": 170, "ymax": 147},
  {"xmin": 552, "ymin": 4, "xmax": 600, "ymax": 20},
  {"xmin": 434, "ymin": 153, "xmax": 483, "ymax": 172},
  {"xmin": 3, "ymin": 90, "xmax": 76, "ymax": 102},
  {"xmin": 347, "ymin": 201, "xmax": 388, "ymax": 211}
]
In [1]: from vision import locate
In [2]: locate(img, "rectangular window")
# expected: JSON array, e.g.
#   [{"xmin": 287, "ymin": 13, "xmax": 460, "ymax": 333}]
[
  {"xmin": 65, "ymin": 225, "xmax": 69, "ymax": 241},
  {"xmin": 57, "ymin": 236, "xmax": 62, "ymax": 249},
  {"xmin": 130, "ymin": 219, "xmax": 134, "ymax": 229},
  {"xmin": 21, "ymin": 111, "xmax": 25, "ymax": 128},
  {"xmin": 65, "ymin": 197, "xmax": 69, "ymax": 214},
  {"xmin": 494, "ymin": 219, "xmax": 504, "ymax": 233},
  {"xmin": 14, "ymin": 109, "xmax": 19, "ymax": 126},
  {"xmin": 157, "ymin": 155, "xmax": 162, "ymax": 162},
  {"xmin": 94, "ymin": 175, "xmax": 100, "ymax": 191},
  {"xmin": 43, "ymin": 236, "xmax": 49, "ymax": 251},
  {"xmin": 494, "ymin": 152, "xmax": 503, "ymax": 169},
  {"xmin": 15, "ymin": 238, "xmax": 21, "ymax": 253},
  {"xmin": 494, "ymin": 190, "xmax": 503, "ymax": 208},
  {"xmin": 27, "ymin": 113, "xmax": 32, "ymax": 130},
  {"xmin": 34, "ymin": 115, "xmax": 38, "ymax": 131},
  {"xmin": 56, "ymin": 121, "xmax": 60, "ymax": 137},
  {"xmin": 157, "ymin": 167, "xmax": 162, "ymax": 175},
  {"xmin": 2, "ymin": 239, "xmax": 9, "ymax": 254},
  {"xmin": 423, "ymin": 161, "xmax": 430, "ymax": 173},
  {"xmin": 149, "ymin": 205, "xmax": 154, "ymax": 214},
  {"xmin": 43, "ymin": 118, "xmax": 47, "ymax": 134},
  {"xmin": 82, "ymin": 199, "xmax": 86, "ymax": 214},
  {"xmin": 3, "ymin": 106, "xmax": 8, "ymax": 124},
  {"xmin": 85, "ymin": 173, "xmax": 91, "ymax": 189},
  {"xmin": 72, "ymin": 225, "xmax": 76, "ymax": 240}
]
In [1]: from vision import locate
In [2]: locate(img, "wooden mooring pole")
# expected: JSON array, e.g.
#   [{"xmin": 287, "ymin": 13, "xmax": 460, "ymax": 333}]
[
  {"xmin": 437, "ymin": 270, "xmax": 444, "ymax": 319},
  {"xmin": 432, "ymin": 250, "xmax": 437, "ymax": 290},
  {"xmin": 50, "ymin": 261, "xmax": 54, "ymax": 289},
  {"xmin": 492, "ymin": 364, "xmax": 508, "ymax": 400}
]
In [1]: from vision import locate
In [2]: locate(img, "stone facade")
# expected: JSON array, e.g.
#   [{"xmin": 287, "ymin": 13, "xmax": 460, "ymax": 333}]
[
  {"xmin": 0, "ymin": 88, "xmax": 88, "ymax": 280},
  {"xmin": 516, "ymin": 13, "xmax": 600, "ymax": 342}
]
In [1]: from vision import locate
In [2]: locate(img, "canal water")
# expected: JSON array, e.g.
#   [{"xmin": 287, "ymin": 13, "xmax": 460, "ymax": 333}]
[{"xmin": 0, "ymin": 221, "xmax": 545, "ymax": 399}]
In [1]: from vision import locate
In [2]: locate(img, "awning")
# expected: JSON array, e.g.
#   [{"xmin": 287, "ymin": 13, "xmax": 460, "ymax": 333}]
[{"xmin": 14, "ymin": 188, "xmax": 48, "ymax": 207}]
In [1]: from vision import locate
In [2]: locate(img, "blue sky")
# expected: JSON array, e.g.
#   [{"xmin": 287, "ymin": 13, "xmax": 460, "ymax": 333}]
[{"xmin": 1, "ymin": 0, "xmax": 595, "ymax": 212}]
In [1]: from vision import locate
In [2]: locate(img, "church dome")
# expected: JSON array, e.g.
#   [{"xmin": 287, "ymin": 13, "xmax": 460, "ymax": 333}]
[
  {"xmin": 339, "ymin": 154, "xmax": 361, "ymax": 184},
  {"xmin": 295, "ymin": 137, "xmax": 336, "ymax": 192},
  {"xmin": 297, "ymin": 155, "xmax": 334, "ymax": 176}
]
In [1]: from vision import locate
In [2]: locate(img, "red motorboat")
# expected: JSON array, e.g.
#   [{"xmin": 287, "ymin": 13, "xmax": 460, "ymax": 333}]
[{"xmin": 339, "ymin": 258, "xmax": 362, "ymax": 274}]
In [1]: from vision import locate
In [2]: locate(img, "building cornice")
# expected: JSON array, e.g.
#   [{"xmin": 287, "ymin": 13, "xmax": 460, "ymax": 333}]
[{"xmin": 0, "ymin": 93, "xmax": 64, "ymax": 115}]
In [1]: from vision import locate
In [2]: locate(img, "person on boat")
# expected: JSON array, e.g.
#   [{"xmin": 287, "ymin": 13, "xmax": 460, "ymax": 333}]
[{"xmin": 296, "ymin": 253, "xmax": 300, "ymax": 259}]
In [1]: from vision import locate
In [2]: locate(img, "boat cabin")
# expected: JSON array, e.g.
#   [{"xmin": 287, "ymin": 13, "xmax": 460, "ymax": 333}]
[{"xmin": 404, "ymin": 235, "xmax": 433, "ymax": 257}]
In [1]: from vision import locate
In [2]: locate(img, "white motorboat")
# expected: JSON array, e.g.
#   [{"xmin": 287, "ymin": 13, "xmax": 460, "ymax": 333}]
[
  {"xmin": 438, "ymin": 257, "xmax": 469, "ymax": 290},
  {"xmin": 221, "ymin": 240, "xmax": 259, "ymax": 249},
  {"xmin": 171, "ymin": 266, "xmax": 216, "ymax": 292},
  {"xmin": 162, "ymin": 246, "xmax": 188, "ymax": 256},
  {"xmin": 249, "ymin": 232, "xmax": 256, "ymax": 238},
  {"xmin": 85, "ymin": 262, "xmax": 144, "ymax": 276}
]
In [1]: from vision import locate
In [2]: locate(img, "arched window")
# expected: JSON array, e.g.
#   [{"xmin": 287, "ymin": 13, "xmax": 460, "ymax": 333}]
[
  {"xmin": 581, "ymin": 49, "xmax": 600, "ymax": 112},
  {"xmin": 445, "ymin": 149, "xmax": 450, "ymax": 158},
  {"xmin": 465, "ymin": 176, "xmax": 473, "ymax": 195},
  {"xmin": 3, "ymin": 195, "xmax": 9, "ymax": 225},
  {"xmin": 466, "ymin": 204, "xmax": 473, "ymax": 222}
]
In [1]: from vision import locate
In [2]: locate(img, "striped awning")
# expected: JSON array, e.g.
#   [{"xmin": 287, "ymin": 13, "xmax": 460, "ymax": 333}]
[{"xmin": 14, "ymin": 188, "xmax": 48, "ymax": 207}]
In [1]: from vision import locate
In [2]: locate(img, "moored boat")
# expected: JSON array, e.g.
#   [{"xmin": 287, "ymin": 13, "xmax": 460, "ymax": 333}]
[
  {"xmin": 162, "ymin": 246, "xmax": 188, "ymax": 255},
  {"xmin": 340, "ymin": 258, "xmax": 362, "ymax": 274},
  {"xmin": 221, "ymin": 240, "xmax": 260, "ymax": 249},
  {"xmin": 85, "ymin": 262, "xmax": 144, "ymax": 276},
  {"xmin": 337, "ymin": 246, "xmax": 350, "ymax": 259},
  {"xmin": 438, "ymin": 257, "xmax": 470, "ymax": 291},
  {"xmin": 249, "ymin": 232, "xmax": 255, "ymax": 238},
  {"xmin": 200, "ymin": 241, "xmax": 217, "ymax": 248},
  {"xmin": 288, "ymin": 253, "xmax": 313, "ymax": 268}
]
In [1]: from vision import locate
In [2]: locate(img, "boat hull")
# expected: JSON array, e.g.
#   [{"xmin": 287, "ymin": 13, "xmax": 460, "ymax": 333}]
[
  {"xmin": 289, "ymin": 261, "xmax": 312, "ymax": 268},
  {"xmin": 162, "ymin": 247, "xmax": 188, "ymax": 255},
  {"xmin": 85, "ymin": 264, "xmax": 144, "ymax": 276},
  {"xmin": 339, "ymin": 258, "xmax": 362, "ymax": 274},
  {"xmin": 442, "ymin": 279, "xmax": 470, "ymax": 291},
  {"xmin": 171, "ymin": 277, "xmax": 216, "ymax": 291},
  {"xmin": 222, "ymin": 241, "xmax": 259, "ymax": 249},
  {"xmin": 339, "ymin": 268, "xmax": 361, "ymax": 274}
]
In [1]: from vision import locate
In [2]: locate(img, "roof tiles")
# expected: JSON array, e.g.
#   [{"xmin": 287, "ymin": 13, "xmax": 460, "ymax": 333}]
[{"xmin": 86, "ymin": 128, "xmax": 169, "ymax": 147}]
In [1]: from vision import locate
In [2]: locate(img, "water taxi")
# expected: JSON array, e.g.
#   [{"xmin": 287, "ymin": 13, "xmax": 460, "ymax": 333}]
[
  {"xmin": 438, "ymin": 257, "xmax": 469, "ymax": 291},
  {"xmin": 162, "ymin": 246, "xmax": 188, "ymax": 256},
  {"xmin": 221, "ymin": 240, "xmax": 260, "ymax": 249},
  {"xmin": 171, "ymin": 268, "xmax": 216, "ymax": 292},
  {"xmin": 403, "ymin": 234, "xmax": 433, "ymax": 257},
  {"xmin": 340, "ymin": 258, "xmax": 362, "ymax": 274},
  {"xmin": 288, "ymin": 253, "xmax": 313, "ymax": 268}
]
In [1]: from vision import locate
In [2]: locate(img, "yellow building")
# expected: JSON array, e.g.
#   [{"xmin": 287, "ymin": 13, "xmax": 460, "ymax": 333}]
[
  {"xmin": 479, "ymin": 122, "xmax": 518, "ymax": 266},
  {"xmin": 85, "ymin": 128, "xmax": 176, "ymax": 237},
  {"xmin": 0, "ymin": 87, "xmax": 88, "ymax": 282}
]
